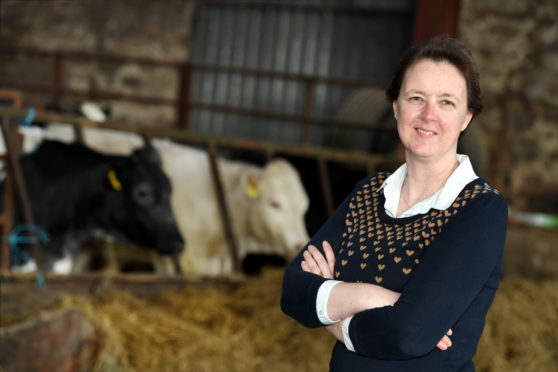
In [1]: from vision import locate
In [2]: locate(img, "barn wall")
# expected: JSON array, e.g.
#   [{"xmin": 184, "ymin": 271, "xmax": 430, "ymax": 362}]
[
  {"xmin": 458, "ymin": 0, "xmax": 558, "ymax": 213},
  {"xmin": 2, "ymin": 0, "xmax": 557, "ymax": 213},
  {"xmin": 0, "ymin": 0, "xmax": 196, "ymax": 127}
]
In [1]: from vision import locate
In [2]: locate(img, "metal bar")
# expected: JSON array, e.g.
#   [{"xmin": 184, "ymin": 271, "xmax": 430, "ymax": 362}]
[
  {"xmin": 191, "ymin": 101, "xmax": 396, "ymax": 133},
  {"xmin": 1, "ymin": 271, "xmax": 241, "ymax": 297},
  {"xmin": 177, "ymin": 64, "xmax": 193, "ymax": 129},
  {"xmin": 0, "ymin": 80, "xmax": 177, "ymax": 106},
  {"xmin": 52, "ymin": 53, "xmax": 63, "ymax": 106},
  {"xmin": 0, "ymin": 119, "xmax": 44, "ymax": 273},
  {"xmin": 199, "ymin": 1, "xmax": 414, "ymax": 14},
  {"xmin": 317, "ymin": 157, "xmax": 335, "ymax": 217},
  {"xmin": 0, "ymin": 106, "xmax": 401, "ymax": 166},
  {"xmin": 302, "ymin": 79, "xmax": 315, "ymax": 145},
  {"xmin": 0, "ymin": 173, "xmax": 14, "ymax": 273},
  {"xmin": 0, "ymin": 48, "xmax": 386, "ymax": 87},
  {"xmin": 206, "ymin": 143, "xmax": 240, "ymax": 273},
  {"xmin": 0, "ymin": 48, "xmax": 185, "ymax": 68},
  {"xmin": 71, "ymin": 123, "xmax": 84, "ymax": 144}
]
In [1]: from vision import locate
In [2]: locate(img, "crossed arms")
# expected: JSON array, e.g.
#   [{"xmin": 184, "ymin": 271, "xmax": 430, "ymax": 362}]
[{"xmin": 302, "ymin": 241, "xmax": 453, "ymax": 351}]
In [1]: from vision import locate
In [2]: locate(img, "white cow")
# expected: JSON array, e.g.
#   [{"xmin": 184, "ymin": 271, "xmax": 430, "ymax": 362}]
[{"xmin": 17, "ymin": 124, "xmax": 310, "ymax": 276}]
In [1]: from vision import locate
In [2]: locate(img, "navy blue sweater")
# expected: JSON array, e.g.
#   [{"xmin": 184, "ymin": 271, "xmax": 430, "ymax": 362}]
[{"xmin": 281, "ymin": 174, "xmax": 508, "ymax": 371}]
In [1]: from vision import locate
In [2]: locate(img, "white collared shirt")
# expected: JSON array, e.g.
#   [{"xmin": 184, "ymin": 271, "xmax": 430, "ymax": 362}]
[
  {"xmin": 316, "ymin": 154, "xmax": 479, "ymax": 352},
  {"xmin": 381, "ymin": 154, "xmax": 478, "ymax": 218}
]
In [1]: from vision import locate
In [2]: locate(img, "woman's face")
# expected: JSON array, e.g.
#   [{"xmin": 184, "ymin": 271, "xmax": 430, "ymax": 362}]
[{"xmin": 393, "ymin": 59, "xmax": 473, "ymax": 161}]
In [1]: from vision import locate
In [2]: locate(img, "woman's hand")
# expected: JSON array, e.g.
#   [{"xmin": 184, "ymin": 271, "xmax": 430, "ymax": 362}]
[
  {"xmin": 301, "ymin": 241, "xmax": 336, "ymax": 279},
  {"xmin": 436, "ymin": 329, "xmax": 453, "ymax": 350}
]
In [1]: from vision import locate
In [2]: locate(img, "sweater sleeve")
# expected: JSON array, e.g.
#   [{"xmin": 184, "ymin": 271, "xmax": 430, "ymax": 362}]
[
  {"xmin": 348, "ymin": 193, "xmax": 508, "ymax": 359},
  {"xmin": 280, "ymin": 178, "xmax": 366, "ymax": 328}
]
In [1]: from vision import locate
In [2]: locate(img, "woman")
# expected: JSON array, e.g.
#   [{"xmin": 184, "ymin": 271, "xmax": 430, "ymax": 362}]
[{"xmin": 280, "ymin": 36, "xmax": 508, "ymax": 371}]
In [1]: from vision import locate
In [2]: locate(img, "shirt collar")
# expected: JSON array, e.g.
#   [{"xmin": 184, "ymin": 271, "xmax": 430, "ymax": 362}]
[{"xmin": 379, "ymin": 154, "xmax": 478, "ymax": 218}]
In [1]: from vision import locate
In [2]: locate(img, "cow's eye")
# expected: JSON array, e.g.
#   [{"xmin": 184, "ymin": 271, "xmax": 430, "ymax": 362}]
[
  {"xmin": 270, "ymin": 199, "xmax": 281, "ymax": 210},
  {"xmin": 133, "ymin": 184, "xmax": 155, "ymax": 205}
]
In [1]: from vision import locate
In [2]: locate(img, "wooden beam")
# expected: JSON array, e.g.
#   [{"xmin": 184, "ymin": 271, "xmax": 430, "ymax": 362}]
[{"xmin": 413, "ymin": 0, "xmax": 461, "ymax": 43}]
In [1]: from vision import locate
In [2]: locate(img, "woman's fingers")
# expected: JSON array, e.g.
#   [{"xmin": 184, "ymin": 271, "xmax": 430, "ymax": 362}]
[
  {"xmin": 436, "ymin": 334, "xmax": 452, "ymax": 351},
  {"xmin": 300, "ymin": 243, "xmax": 336, "ymax": 279},
  {"xmin": 322, "ymin": 241, "xmax": 336, "ymax": 274},
  {"xmin": 308, "ymin": 245, "xmax": 333, "ymax": 279},
  {"xmin": 302, "ymin": 248, "xmax": 321, "ymax": 274}
]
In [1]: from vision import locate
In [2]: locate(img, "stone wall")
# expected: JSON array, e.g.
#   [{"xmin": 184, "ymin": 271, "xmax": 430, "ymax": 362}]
[
  {"xmin": 459, "ymin": 0, "xmax": 558, "ymax": 212},
  {"xmin": 0, "ymin": 0, "xmax": 196, "ymax": 128}
]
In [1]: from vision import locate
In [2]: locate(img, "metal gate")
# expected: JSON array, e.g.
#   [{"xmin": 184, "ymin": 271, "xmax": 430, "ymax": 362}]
[{"xmin": 190, "ymin": 0, "xmax": 414, "ymax": 147}]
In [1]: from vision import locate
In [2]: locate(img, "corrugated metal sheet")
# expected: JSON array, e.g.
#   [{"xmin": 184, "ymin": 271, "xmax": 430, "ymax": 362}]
[{"xmin": 190, "ymin": 0, "xmax": 414, "ymax": 148}]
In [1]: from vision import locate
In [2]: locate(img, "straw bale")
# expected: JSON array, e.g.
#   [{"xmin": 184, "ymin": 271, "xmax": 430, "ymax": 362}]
[{"xmin": 59, "ymin": 270, "xmax": 558, "ymax": 372}]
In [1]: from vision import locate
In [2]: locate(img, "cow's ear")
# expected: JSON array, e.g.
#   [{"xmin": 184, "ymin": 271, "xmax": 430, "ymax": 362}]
[
  {"xmin": 243, "ymin": 172, "xmax": 259, "ymax": 199},
  {"xmin": 107, "ymin": 168, "xmax": 123, "ymax": 191},
  {"xmin": 132, "ymin": 146, "xmax": 161, "ymax": 166}
]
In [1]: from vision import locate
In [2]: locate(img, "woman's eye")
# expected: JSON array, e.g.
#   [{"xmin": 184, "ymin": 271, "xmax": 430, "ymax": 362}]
[
  {"xmin": 409, "ymin": 96, "xmax": 424, "ymax": 104},
  {"xmin": 442, "ymin": 100, "xmax": 455, "ymax": 107}
]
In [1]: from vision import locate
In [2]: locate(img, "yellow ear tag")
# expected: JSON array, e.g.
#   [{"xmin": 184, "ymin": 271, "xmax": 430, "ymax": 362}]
[
  {"xmin": 246, "ymin": 174, "xmax": 259, "ymax": 199},
  {"xmin": 107, "ymin": 169, "xmax": 122, "ymax": 191}
]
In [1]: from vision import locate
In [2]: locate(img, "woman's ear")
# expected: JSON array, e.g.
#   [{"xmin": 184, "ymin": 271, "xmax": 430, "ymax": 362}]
[
  {"xmin": 392, "ymin": 101, "xmax": 399, "ymax": 121},
  {"xmin": 461, "ymin": 111, "xmax": 473, "ymax": 132}
]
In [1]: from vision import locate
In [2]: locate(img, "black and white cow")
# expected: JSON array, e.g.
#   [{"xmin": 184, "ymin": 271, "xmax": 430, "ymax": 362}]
[{"xmin": 11, "ymin": 139, "xmax": 184, "ymax": 273}]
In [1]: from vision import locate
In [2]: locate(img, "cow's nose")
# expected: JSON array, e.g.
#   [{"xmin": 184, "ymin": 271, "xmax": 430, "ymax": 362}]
[
  {"xmin": 172, "ymin": 240, "xmax": 185, "ymax": 253},
  {"xmin": 158, "ymin": 239, "xmax": 184, "ymax": 255}
]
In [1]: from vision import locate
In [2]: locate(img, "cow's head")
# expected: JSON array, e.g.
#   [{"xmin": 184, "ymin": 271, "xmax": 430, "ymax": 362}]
[
  {"xmin": 103, "ymin": 146, "xmax": 184, "ymax": 255},
  {"xmin": 242, "ymin": 159, "xmax": 309, "ymax": 259}
]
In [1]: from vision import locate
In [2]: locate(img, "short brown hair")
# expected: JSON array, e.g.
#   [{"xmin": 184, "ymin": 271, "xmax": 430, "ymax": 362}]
[{"xmin": 386, "ymin": 35, "xmax": 482, "ymax": 119}]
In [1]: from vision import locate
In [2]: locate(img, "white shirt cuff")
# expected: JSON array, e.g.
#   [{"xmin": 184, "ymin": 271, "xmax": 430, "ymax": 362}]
[
  {"xmin": 342, "ymin": 315, "xmax": 355, "ymax": 352},
  {"xmin": 316, "ymin": 280, "xmax": 342, "ymax": 325}
]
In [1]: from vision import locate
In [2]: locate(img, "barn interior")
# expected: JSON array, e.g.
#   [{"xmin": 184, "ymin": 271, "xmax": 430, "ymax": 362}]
[{"xmin": 1, "ymin": 0, "xmax": 557, "ymax": 371}]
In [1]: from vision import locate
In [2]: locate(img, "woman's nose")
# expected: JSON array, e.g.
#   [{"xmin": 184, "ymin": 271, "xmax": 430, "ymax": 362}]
[{"xmin": 420, "ymin": 102, "xmax": 437, "ymax": 121}]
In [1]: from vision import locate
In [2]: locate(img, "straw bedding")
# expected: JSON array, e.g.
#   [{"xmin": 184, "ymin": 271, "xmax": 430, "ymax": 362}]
[{"xmin": 59, "ymin": 269, "xmax": 557, "ymax": 372}]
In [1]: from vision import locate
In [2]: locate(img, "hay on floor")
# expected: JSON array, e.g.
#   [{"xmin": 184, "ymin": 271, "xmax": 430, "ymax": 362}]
[{"xmin": 60, "ymin": 269, "xmax": 558, "ymax": 372}]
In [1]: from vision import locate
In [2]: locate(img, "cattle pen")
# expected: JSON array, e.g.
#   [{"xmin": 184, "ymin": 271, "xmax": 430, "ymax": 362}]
[{"xmin": 0, "ymin": 102, "xmax": 402, "ymax": 370}]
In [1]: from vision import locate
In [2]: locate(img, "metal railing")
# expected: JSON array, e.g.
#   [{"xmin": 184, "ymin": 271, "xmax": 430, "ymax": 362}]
[
  {"xmin": 0, "ymin": 48, "xmax": 396, "ymax": 143},
  {"xmin": 0, "ymin": 106, "xmax": 401, "ymax": 274}
]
